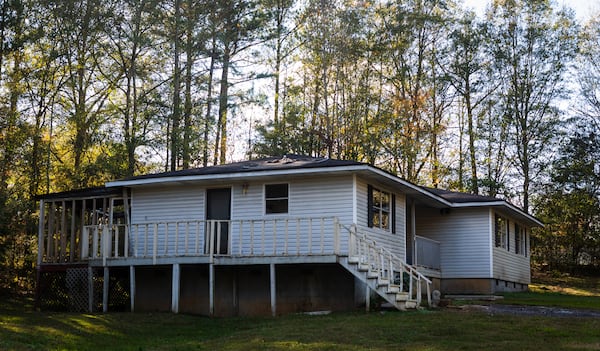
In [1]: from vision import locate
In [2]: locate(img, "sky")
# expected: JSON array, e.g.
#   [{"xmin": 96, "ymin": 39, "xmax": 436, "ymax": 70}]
[{"xmin": 462, "ymin": 0, "xmax": 600, "ymax": 21}]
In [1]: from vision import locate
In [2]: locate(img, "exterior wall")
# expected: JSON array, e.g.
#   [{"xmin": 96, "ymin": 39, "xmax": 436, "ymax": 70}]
[
  {"xmin": 415, "ymin": 207, "xmax": 492, "ymax": 280},
  {"xmin": 275, "ymin": 264, "xmax": 356, "ymax": 315},
  {"xmin": 416, "ymin": 207, "xmax": 531, "ymax": 294},
  {"xmin": 179, "ymin": 264, "xmax": 210, "ymax": 315},
  {"xmin": 355, "ymin": 177, "xmax": 406, "ymax": 260},
  {"xmin": 130, "ymin": 175, "xmax": 355, "ymax": 256},
  {"xmin": 134, "ymin": 263, "xmax": 355, "ymax": 316},
  {"xmin": 492, "ymin": 209, "xmax": 531, "ymax": 285}
]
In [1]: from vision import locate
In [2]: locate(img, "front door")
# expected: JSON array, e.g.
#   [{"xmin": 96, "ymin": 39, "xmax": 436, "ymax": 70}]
[{"xmin": 206, "ymin": 188, "xmax": 231, "ymax": 255}]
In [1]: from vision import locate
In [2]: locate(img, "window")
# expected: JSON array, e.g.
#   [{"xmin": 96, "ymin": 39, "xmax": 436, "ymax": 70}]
[
  {"xmin": 494, "ymin": 214, "xmax": 508, "ymax": 249},
  {"xmin": 265, "ymin": 184, "xmax": 288, "ymax": 214},
  {"xmin": 515, "ymin": 224, "xmax": 527, "ymax": 256},
  {"xmin": 368, "ymin": 185, "xmax": 394, "ymax": 232}
]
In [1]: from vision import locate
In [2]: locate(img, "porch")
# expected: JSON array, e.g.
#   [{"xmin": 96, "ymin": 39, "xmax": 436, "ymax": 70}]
[{"xmin": 36, "ymin": 195, "xmax": 439, "ymax": 314}]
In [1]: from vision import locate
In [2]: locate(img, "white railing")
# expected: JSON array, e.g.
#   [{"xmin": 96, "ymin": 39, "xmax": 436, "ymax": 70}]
[
  {"xmin": 346, "ymin": 225, "xmax": 432, "ymax": 307},
  {"xmin": 415, "ymin": 235, "xmax": 441, "ymax": 270},
  {"xmin": 82, "ymin": 217, "xmax": 342, "ymax": 264}
]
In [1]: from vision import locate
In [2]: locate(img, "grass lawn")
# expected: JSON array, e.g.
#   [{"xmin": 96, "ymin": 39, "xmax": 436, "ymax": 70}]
[
  {"xmin": 2, "ymin": 273, "xmax": 599, "ymax": 351},
  {"xmin": 1, "ymin": 296, "xmax": 600, "ymax": 351},
  {"xmin": 495, "ymin": 273, "xmax": 600, "ymax": 310}
]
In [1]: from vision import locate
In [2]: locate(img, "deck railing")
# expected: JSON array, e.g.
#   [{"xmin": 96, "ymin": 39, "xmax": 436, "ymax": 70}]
[
  {"xmin": 346, "ymin": 225, "xmax": 432, "ymax": 307},
  {"xmin": 82, "ymin": 217, "xmax": 343, "ymax": 264},
  {"xmin": 415, "ymin": 235, "xmax": 441, "ymax": 270}
]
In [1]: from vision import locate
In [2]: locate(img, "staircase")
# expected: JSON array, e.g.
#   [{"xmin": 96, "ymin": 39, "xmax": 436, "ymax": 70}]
[{"xmin": 338, "ymin": 225, "xmax": 432, "ymax": 310}]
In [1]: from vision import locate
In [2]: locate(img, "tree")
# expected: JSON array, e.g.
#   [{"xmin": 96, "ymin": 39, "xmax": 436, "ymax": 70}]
[
  {"xmin": 488, "ymin": 0, "xmax": 578, "ymax": 212},
  {"xmin": 534, "ymin": 126, "xmax": 600, "ymax": 269},
  {"xmin": 578, "ymin": 14, "xmax": 600, "ymax": 130},
  {"xmin": 444, "ymin": 11, "xmax": 495, "ymax": 194}
]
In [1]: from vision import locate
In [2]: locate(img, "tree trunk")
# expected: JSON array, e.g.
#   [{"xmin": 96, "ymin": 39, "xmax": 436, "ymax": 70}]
[{"xmin": 170, "ymin": 0, "xmax": 182, "ymax": 171}]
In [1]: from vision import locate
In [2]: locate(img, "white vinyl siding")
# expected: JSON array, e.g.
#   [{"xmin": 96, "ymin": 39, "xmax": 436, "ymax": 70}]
[
  {"xmin": 493, "ymin": 212, "xmax": 531, "ymax": 284},
  {"xmin": 129, "ymin": 175, "xmax": 355, "ymax": 256},
  {"xmin": 416, "ymin": 207, "xmax": 491, "ymax": 279},
  {"xmin": 356, "ymin": 178, "xmax": 406, "ymax": 260},
  {"xmin": 130, "ymin": 185, "xmax": 206, "ymax": 255}
]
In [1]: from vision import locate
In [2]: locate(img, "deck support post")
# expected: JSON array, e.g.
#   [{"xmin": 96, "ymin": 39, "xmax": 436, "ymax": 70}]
[
  {"xmin": 103, "ymin": 266, "xmax": 109, "ymax": 313},
  {"xmin": 171, "ymin": 263, "xmax": 180, "ymax": 313},
  {"xmin": 37, "ymin": 200, "xmax": 45, "ymax": 266},
  {"xmin": 209, "ymin": 263, "xmax": 214, "ymax": 316},
  {"xmin": 130, "ymin": 265, "xmax": 135, "ymax": 312},
  {"xmin": 365, "ymin": 284, "xmax": 370, "ymax": 312},
  {"xmin": 270, "ymin": 263, "xmax": 276, "ymax": 317},
  {"xmin": 88, "ymin": 267, "xmax": 94, "ymax": 312}
]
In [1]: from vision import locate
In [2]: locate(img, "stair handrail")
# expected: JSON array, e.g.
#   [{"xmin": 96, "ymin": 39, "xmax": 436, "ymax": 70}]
[{"xmin": 341, "ymin": 223, "xmax": 432, "ymax": 307}]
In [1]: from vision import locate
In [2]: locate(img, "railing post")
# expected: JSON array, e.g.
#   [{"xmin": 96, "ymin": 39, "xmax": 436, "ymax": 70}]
[
  {"xmin": 208, "ymin": 221, "xmax": 215, "ymax": 262},
  {"xmin": 102, "ymin": 225, "xmax": 110, "ymax": 267},
  {"xmin": 284, "ymin": 219, "xmax": 289, "ymax": 255},
  {"xmin": 124, "ymin": 225, "xmax": 129, "ymax": 258},
  {"xmin": 308, "ymin": 218, "xmax": 312, "ymax": 255},
  {"xmin": 153, "ymin": 223, "xmax": 158, "ymax": 265},
  {"xmin": 81, "ymin": 226, "xmax": 89, "ymax": 259},
  {"xmin": 164, "ymin": 222, "xmax": 169, "ymax": 255},
  {"xmin": 195, "ymin": 221, "xmax": 200, "ymax": 255},
  {"xmin": 333, "ymin": 218, "xmax": 340, "ymax": 255},
  {"xmin": 260, "ymin": 221, "xmax": 265, "ymax": 256},
  {"xmin": 250, "ymin": 220, "xmax": 255, "ymax": 255},
  {"xmin": 114, "ymin": 225, "xmax": 119, "ymax": 258},
  {"xmin": 174, "ymin": 222, "xmax": 179, "ymax": 256},
  {"xmin": 273, "ymin": 219, "xmax": 277, "ymax": 255},
  {"xmin": 184, "ymin": 222, "xmax": 189, "ymax": 255},
  {"xmin": 92, "ymin": 226, "xmax": 98, "ymax": 258},
  {"xmin": 319, "ymin": 217, "xmax": 324, "ymax": 254},
  {"xmin": 239, "ymin": 220, "xmax": 243, "ymax": 256}
]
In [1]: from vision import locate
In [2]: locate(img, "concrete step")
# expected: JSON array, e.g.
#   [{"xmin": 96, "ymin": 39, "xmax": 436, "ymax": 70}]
[
  {"xmin": 404, "ymin": 300, "xmax": 418, "ymax": 309},
  {"xmin": 358, "ymin": 263, "xmax": 369, "ymax": 272}
]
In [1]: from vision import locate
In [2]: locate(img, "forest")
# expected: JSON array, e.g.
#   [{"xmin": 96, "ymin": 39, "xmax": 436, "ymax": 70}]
[{"xmin": 0, "ymin": 0, "xmax": 599, "ymax": 295}]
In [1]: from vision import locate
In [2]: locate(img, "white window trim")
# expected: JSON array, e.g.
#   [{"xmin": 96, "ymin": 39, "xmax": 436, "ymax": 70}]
[{"xmin": 263, "ymin": 183, "xmax": 289, "ymax": 216}]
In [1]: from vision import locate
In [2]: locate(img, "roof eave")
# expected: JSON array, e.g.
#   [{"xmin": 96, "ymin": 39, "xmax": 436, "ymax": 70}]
[{"xmin": 452, "ymin": 201, "xmax": 544, "ymax": 227}]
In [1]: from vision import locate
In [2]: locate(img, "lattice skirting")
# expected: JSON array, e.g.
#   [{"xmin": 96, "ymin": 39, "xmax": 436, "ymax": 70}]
[{"xmin": 36, "ymin": 266, "xmax": 130, "ymax": 312}]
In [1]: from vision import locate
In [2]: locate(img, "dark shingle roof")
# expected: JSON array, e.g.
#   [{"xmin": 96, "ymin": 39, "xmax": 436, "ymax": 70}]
[
  {"xmin": 422, "ymin": 187, "xmax": 502, "ymax": 203},
  {"xmin": 119, "ymin": 155, "xmax": 364, "ymax": 182},
  {"xmin": 35, "ymin": 186, "xmax": 122, "ymax": 200}
]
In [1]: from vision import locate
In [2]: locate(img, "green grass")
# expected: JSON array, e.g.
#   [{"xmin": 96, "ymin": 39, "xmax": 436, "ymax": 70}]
[
  {"xmin": 496, "ymin": 273, "xmax": 600, "ymax": 310},
  {"xmin": 2, "ymin": 274, "xmax": 600, "ymax": 350},
  {"xmin": 1, "ymin": 297, "xmax": 600, "ymax": 351}
]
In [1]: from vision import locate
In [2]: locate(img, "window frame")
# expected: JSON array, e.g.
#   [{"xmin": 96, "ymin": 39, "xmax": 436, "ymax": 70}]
[
  {"xmin": 367, "ymin": 185, "xmax": 395, "ymax": 233},
  {"xmin": 494, "ymin": 214, "xmax": 509, "ymax": 250},
  {"xmin": 515, "ymin": 223, "xmax": 527, "ymax": 256},
  {"xmin": 264, "ymin": 183, "xmax": 289, "ymax": 215}
]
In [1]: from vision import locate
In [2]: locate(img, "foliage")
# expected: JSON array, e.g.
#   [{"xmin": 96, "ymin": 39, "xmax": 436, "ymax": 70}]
[
  {"xmin": 533, "ymin": 126, "xmax": 600, "ymax": 270},
  {"xmin": 0, "ymin": 0, "xmax": 599, "ymax": 294}
]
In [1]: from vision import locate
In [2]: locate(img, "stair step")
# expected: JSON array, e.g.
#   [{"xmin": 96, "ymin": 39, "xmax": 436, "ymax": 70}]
[
  {"xmin": 404, "ymin": 300, "xmax": 419, "ymax": 309},
  {"xmin": 358, "ymin": 263, "xmax": 369, "ymax": 272},
  {"xmin": 386, "ymin": 285, "xmax": 400, "ymax": 294},
  {"xmin": 366, "ymin": 270, "xmax": 379, "ymax": 279},
  {"xmin": 377, "ymin": 278, "xmax": 390, "ymax": 287},
  {"xmin": 348, "ymin": 256, "xmax": 360, "ymax": 264},
  {"xmin": 396, "ymin": 292, "xmax": 410, "ymax": 302}
]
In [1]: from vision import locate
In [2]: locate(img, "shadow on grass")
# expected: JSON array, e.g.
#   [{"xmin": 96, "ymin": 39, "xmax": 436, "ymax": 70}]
[{"xmin": 2, "ymin": 298, "xmax": 600, "ymax": 351}]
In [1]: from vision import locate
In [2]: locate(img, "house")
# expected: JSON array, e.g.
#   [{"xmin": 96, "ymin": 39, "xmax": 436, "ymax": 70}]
[{"xmin": 35, "ymin": 155, "xmax": 542, "ymax": 315}]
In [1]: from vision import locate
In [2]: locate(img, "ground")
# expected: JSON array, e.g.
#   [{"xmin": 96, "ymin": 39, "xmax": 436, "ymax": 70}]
[{"xmin": 0, "ymin": 272, "xmax": 598, "ymax": 350}]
